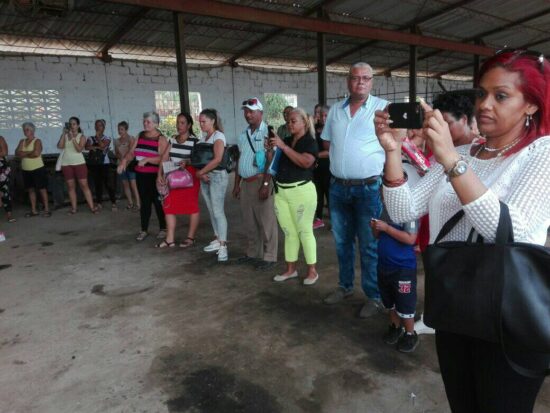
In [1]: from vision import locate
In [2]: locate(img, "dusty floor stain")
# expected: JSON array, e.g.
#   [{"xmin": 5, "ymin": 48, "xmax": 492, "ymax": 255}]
[{"xmin": 166, "ymin": 366, "xmax": 281, "ymax": 413}]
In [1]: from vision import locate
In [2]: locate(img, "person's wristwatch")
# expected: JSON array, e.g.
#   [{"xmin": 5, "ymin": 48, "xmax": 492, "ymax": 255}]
[{"xmin": 445, "ymin": 157, "xmax": 468, "ymax": 180}]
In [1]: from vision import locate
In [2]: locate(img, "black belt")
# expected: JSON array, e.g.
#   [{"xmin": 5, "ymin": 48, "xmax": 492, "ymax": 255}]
[
  {"xmin": 333, "ymin": 176, "xmax": 380, "ymax": 186},
  {"xmin": 273, "ymin": 180, "xmax": 310, "ymax": 193}
]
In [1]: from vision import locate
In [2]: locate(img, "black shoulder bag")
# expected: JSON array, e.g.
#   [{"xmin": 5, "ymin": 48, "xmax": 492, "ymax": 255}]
[
  {"xmin": 423, "ymin": 202, "xmax": 550, "ymax": 377},
  {"xmin": 190, "ymin": 142, "xmax": 239, "ymax": 172}
]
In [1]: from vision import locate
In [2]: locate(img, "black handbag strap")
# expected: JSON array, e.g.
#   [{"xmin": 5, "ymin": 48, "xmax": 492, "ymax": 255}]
[
  {"xmin": 434, "ymin": 201, "xmax": 514, "ymax": 245},
  {"xmin": 246, "ymin": 130, "xmax": 256, "ymax": 154},
  {"xmin": 434, "ymin": 210, "xmax": 465, "ymax": 243}
]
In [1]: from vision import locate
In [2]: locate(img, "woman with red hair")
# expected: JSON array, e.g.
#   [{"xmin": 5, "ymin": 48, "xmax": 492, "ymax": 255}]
[{"xmin": 375, "ymin": 50, "xmax": 549, "ymax": 412}]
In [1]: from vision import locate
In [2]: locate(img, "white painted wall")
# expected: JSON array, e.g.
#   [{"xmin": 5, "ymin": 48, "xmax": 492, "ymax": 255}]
[{"xmin": 0, "ymin": 55, "xmax": 470, "ymax": 153}]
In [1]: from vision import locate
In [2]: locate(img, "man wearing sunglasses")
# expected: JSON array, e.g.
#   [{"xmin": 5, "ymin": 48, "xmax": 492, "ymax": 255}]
[
  {"xmin": 322, "ymin": 62, "xmax": 389, "ymax": 318},
  {"xmin": 233, "ymin": 97, "xmax": 278, "ymax": 270}
]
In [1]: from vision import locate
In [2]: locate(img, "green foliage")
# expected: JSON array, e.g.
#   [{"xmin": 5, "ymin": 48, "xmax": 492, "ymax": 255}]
[
  {"xmin": 264, "ymin": 93, "xmax": 293, "ymax": 129},
  {"xmin": 159, "ymin": 114, "xmax": 177, "ymax": 138}
]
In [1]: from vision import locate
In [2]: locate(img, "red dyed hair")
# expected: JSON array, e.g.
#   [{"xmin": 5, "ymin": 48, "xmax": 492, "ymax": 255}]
[{"xmin": 477, "ymin": 51, "xmax": 550, "ymax": 155}]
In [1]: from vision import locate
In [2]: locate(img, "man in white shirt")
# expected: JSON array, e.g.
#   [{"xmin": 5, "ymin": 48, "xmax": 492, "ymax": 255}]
[{"xmin": 321, "ymin": 62, "xmax": 388, "ymax": 318}]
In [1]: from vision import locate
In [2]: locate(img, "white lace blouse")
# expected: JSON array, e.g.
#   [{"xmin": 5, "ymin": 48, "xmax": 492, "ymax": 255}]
[{"xmin": 383, "ymin": 136, "xmax": 550, "ymax": 245}]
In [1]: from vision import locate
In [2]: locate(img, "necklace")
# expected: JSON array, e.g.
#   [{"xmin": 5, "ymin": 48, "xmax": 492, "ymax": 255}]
[{"xmin": 475, "ymin": 136, "xmax": 522, "ymax": 158}]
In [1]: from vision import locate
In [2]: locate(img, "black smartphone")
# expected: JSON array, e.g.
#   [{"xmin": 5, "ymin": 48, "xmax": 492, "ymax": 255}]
[
  {"xmin": 267, "ymin": 125, "xmax": 275, "ymax": 138},
  {"xmin": 388, "ymin": 102, "xmax": 424, "ymax": 129},
  {"xmin": 64, "ymin": 122, "xmax": 70, "ymax": 130}
]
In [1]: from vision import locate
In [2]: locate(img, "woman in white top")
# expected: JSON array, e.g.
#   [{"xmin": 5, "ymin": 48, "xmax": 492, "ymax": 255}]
[
  {"xmin": 197, "ymin": 108, "xmax": 229, "ymax": 262},
  {"xmin": 375, "ymin": 51, "xmax": 549, "ymax": 413}
]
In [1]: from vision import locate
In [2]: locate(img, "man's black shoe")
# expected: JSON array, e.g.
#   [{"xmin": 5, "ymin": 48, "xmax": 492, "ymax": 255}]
[
  {"xmin": 235, "ymin": 256, "xmax": 258, "ymax": 265},
  {"xmin": 255, "ymin": 260, "xmax": 277, "ymax": 270}
]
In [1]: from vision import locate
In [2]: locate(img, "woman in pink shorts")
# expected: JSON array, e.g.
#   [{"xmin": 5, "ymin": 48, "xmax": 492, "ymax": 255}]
[{"xmin": 57, "ymin": 117, "xmax": 97, "ymax": 214}]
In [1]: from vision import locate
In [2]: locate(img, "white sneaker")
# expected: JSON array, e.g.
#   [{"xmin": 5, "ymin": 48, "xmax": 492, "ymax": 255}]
[
  {"xmin": 415, "ymin": 313, "xmax": 436, "ymax": 335},
  {"xmin": 204, "ymin": 240, "xmax": 221, "ymax": 252},
  {"xmin": 217, "ymin": 245, "xmax": 228, "ymax": 262},
  {"xmin": 273, "ymin": 271, "xmax": 298, "ymax": 282}
]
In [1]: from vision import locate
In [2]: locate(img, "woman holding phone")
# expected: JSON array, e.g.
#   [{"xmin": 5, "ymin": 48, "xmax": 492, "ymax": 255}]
[
  {"xmin": 268, "ymin": 108, "xmax": 319, "ymax": 285},
  {"xmin": 57, "ymin": 117, "xmax": 97, "ymax": 214}
]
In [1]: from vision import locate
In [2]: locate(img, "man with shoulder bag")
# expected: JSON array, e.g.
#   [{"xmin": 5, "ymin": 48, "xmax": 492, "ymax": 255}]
[{"xmin": 233, "ymin": 97, "xmax": 278, "ymax": 270}]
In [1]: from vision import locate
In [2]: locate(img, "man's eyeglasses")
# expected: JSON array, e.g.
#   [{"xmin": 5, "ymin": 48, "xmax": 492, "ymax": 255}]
[
  {"xmin": 495, "ymin": 47, "xmax": 545, "ymax": 73},
  {"xmin": 242, "ymin": 98, "xmax": 259, "ymax": 106},
  {"xmin": 349, "ymin": 75, "xmax": 373, "ymax": 83}
]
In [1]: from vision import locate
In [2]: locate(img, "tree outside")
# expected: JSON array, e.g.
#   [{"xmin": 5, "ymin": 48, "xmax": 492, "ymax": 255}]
[
  {"xmin": 264, "ymin": 93, "xmax": 298, "ymax": 129},
  {"xmin": 155, "ymin": 91, "xmax": 202, "ymax": 137}
]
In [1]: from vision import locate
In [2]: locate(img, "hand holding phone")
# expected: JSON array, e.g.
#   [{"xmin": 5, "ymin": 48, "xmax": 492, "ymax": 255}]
[{"xmin": 388, "ymin": 102, "xmax": 424, "ymax": 129}]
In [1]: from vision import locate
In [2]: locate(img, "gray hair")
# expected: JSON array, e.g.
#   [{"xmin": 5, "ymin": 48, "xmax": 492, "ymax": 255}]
[
  {"xmin": 21, "ymin": 122, "xmax": 35, "ymax": 132},
  {"xmin": 143, "ymin": 111, "xmax": 160, "ymax": 125},
  {"xmin": 349, "ymin": 62, "xmax": 373, "ymax": 75}
]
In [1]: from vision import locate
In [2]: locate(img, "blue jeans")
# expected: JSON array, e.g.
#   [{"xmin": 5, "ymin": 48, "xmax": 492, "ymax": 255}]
[
  {"xmin": 200, "ymin": 170, "xmax": 229, "ymax": 242},
  {"xmin": 329, "ymin": 178, "xmax": 382, "ymax": 299}
]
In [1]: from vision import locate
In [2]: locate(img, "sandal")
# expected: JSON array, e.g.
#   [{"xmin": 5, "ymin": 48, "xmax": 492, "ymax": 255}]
[
  {"xmin": 66, "ymin": 209, "xmax": 77, "ymax": 216},
  {"xmin": 132, "ymin": 205, "xmax": 140, "ymax": 212},
  {"xmin": 156, "ymin": 240, "xmax": 176, "ymax": 248},
  {"xmin": 7, "ymin": 217, "xmax": 16, "ymax": 223},
  {"xmin": 126, "ymin": 204, "xmax": 134, "ymax": 210},
  {"xmin": 179, "ymin": 237, "xmax": 196, "ymax": 248},
  {"xmin": 91, "ymin": 207, "xmax": 100, "ymax": 214},
  {"xmin": 111, "ymin": 203, "xmax": 118, "ymax": 212},
  {"xmin": 42, "ymin": 211, "xmax": 52, "ymax": 218},
  {"xmin": 25, "ymin": 211, "xmax": 39, "ymax": 218},
  {"xmin": 136, "ymin": 231, "xmax": 148, "ymax": 242}
]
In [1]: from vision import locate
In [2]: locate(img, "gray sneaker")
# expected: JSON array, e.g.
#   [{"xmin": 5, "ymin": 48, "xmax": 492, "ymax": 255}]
[
  {"xmin": 359, "ymin": 298, "xmax": 384, "ymax": 318},
  {"xmin": 323, "ymin": 287, "xmax": 353, "ymax": 305}
]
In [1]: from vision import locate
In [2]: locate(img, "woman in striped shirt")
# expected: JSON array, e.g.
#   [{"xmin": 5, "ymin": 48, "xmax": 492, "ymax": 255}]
[
  {"xmin": 156, "ymin": 113, "xmax": 200, "ymax": 248},
  {"xmin": 118, "ymin": 112, "xmax": 168, "ymax": 241}
]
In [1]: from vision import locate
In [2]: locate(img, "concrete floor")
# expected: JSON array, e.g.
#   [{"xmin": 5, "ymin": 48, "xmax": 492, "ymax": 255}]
[{"xmin": 0, "ymin": 188, "xmax": 548, "ymax": 413}]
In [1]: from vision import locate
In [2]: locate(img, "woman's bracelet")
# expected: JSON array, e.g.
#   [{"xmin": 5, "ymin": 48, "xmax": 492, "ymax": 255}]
[{"xmin": 382, "ymin": 172, "xmax": 408, "ymax": 188}]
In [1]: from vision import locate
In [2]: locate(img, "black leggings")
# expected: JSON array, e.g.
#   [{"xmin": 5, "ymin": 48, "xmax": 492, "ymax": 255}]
[
  {"xmin": 89, "ymin": 164, "xmax": 116, "ymax": 204},
  {"xmin": 436, "ymin": 331, "xmax": 545, "ymax": 413},
  {"xmin": 313, "ymin": 164, "xmax": 331, "ymax": 220},
  {"xmin": 136, "ymin": 172, "xmax": 166, "ymax": 232}
]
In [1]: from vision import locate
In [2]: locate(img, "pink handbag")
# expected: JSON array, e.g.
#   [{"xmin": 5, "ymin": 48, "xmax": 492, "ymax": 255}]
[{"xmin": 167, "ymin": 169, "xmax": 193, "ymax": 189}]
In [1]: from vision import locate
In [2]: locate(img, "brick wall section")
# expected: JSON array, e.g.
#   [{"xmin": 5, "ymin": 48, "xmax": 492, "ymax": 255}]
[{"xmin": 0, "ymin": 55, "xmax": 469, "ymax": 153}]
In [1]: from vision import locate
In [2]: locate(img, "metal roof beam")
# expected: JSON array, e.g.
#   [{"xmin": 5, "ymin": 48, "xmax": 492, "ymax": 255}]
[
  {"xmin": 385, "ymin": 6, "xmax": 550, "ymax": 75},
  {"xmin": 433, "ymin": 36, "xmax": 550, "ymax": 78},
  {"xmin": 324, "ymin": 0, "xmax": 475, "ymax": 66},
  {"xmin": 97, "ymin": 6, "xmax": 149, "ymax": 62},
  {"xmin": 224, "ymin": 0, "xmax": 342, "ymax": 66},
  {"xmin": 105, "ymin": 0, "xmax": 494, "ymax": 57}
]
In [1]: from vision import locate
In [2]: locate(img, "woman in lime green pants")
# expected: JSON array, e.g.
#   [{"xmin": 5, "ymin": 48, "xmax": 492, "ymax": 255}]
[{"xmin": 268, "ymin": 108, "xmax": 319, "ymax": 285}]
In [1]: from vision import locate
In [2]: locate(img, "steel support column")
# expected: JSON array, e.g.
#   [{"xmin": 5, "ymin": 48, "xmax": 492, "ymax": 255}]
[
  {"xmin": 316, "ymin": 9, "xmax": 327, "ymax": 106},
  {"xmin": 174, "ymin": 12, "xmax": 190, "ymax": 114},
  {"xmin": 409, "ymin": 28, "xmax": 417, "ymax": 103}
]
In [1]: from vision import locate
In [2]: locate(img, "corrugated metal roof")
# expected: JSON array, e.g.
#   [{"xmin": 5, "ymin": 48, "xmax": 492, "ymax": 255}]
[{"xmin": 0, "ymin": 0, "xmax": 549, "ymax": 78}]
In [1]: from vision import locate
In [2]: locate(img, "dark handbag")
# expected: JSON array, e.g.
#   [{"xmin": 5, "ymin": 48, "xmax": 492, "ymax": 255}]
[
  {"xmin": 190, "ymin": 143, "xmax": 239, "ymax": 172},
  {"xmin": 190, "ymin": 143, "xmax": 214, "ymax": 169},
  {"xmin": 423, "ymin": 202, "xmax": 550, "ymax": 377}
]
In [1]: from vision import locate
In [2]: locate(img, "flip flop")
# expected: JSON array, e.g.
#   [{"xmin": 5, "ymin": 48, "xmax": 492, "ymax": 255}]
[
  {"xmin": 179, "ymin": 237, "xmax": 196, "ymax": 248},
  {"xmin": 25, "ymin": 212, "xmax": 39, "ymax": 218},
  {"xmin": 136, "ymin": 231, "xmax": 148, "ymax": 242},
  {"xmin": 156, "ymin": 240, "xmax": 176, "ymax": 248},
  {"xmin": 42, "ymin": 211, "xmax": 52, "ymax": 217}
]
